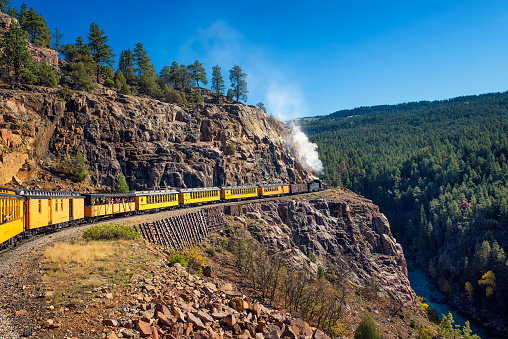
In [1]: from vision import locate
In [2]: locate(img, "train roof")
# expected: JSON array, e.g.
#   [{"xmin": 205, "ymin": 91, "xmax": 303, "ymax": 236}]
[
  {"xmin": 220, "ymin": 185, "xmax": 258, "ymax": 190},
  {"xmin": 133, "ymin": 189, "xmax": 180, "ymax": 196},
  {"xmin": 179, "ymin": 187, "xmax": 221, "ymax": 193},
  {"xmin": 82, "ymin": 192, "xmax": 136, "ymax": 198},
  {"xmin": 6, "ymin": 188, "xmax": 84, "ymax": 198},
  {"xmin": 0, "ymin": 192, "xmax": 23, "ymax": 199},
  {"xmin": 258, "ymin": 183, "xmax": 287, "ymax": 187}
]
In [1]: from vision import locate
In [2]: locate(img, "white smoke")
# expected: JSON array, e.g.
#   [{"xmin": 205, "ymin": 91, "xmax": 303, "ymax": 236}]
[{"xmin": 288, "ymin": 123, "xmax": 324, "ymax": 175}]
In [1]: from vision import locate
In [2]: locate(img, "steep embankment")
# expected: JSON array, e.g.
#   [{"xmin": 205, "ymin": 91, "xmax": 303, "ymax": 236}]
[{"xmin": 0, "ymin": 85, "xmax": 311, "ymax": 191}]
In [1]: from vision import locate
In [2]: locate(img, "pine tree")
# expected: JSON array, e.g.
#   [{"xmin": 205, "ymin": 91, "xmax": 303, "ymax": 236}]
[
  {"xmin": 354, "ymin": 314, "xmax": 380, "ymax": 339},
  {"xmin": 74, "ymin": 151, "xmax": 86, "ymax": 182},
  {"xmin": 118, "ymin": 49, "xmax": 136, "ymax": 85},
  {"xmin": 211, "ymin": 64, "xmax": 225, "ymax": 102},
  {"xmin": 51, "ymin": 27, "xmax": 63, "ymax": 53},
  {"xmin": 256, "ymin": 102, "xmax": 267, "ymax": 113},
  {"xmin": 133, "ymin": 43, "xmax": 155, "ymax": 78},
  {"xmin": 0, "ymin": 21, "xmax": 34, "ymax": 86},
  {"xmin": 18, "ymin": 5, "xmax": 51, "ymax": 47},
  {"xmin": 114, "ymin": 173, "xmax": 129, "ymax": 193},
  {"xmin": 87, "ymin": 22, "xmax": 115, "ymax": 83},
  {"xmin": 114, "ymin": 68, "xmax": 126, "ymax": 90},
  {"xmin": 168, "ymin": 61, "xmax": 191, "ymax": 91},
  {"xmin": 187, "ymin": 60, "xmax": 207, "ymax": 88},
  {"xmin": 0, "ymin": 0, "xmax": 17, "ymax": 17},
  {"xmin": 229, "ymin": 64, "xmax": 248, "ymax": 102}
]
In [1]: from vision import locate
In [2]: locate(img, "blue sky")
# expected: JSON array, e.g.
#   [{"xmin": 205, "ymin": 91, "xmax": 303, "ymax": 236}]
[{"xmin": 10, "ymin": 0, "xmax": 508, "ymax": 120}]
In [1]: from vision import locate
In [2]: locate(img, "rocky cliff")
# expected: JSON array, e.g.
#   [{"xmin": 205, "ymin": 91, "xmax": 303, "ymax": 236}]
[
  {"xmin": 232, "ymin": 188, "xmax": 418, "ymax": 308},
  {"xmin": 0, "ymin": 85, "xmax": 312, "ymax": 191}
]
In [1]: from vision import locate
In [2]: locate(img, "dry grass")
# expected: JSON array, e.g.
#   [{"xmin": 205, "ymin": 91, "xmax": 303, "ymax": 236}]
[{"xmin": 42, "ymin": 240, "xmax": 159, "ymax": 304}]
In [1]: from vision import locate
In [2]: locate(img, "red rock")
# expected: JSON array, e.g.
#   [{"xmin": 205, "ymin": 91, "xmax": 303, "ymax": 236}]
[
  {"xmin": 256, "ymin": 320, "xmax": 266, "ymax": 333},
  {"xmin": 103, "ymin": 318, "xmax": 119, "ymax": 327},
  {"xmin": 250, "ymin": 302, "xmax": 262, "ymax": 318},
  {"xmin": 196, "ymin": 310, "xmax": 214, "ymax": 323},
  {"xmin": 292, "ymin": 318, "xmax": 313, "ymax": 337},
  {"xmin": 157, "ymin": 313, "xmax": 174, "ymax": 327},
  {"xmin": 185, "ymin": 323, "xmax": 193, "ymax": 336},
  {"xmin": 232, "ymin": 323, "xmax": 242, "ymax": 335},
  {"xmin": 188, "ymin": 313, "xmax": 206, "ymax": 330},
  {"xmin": 230, "ymin": 297, "xmax": 247, "ymax": 312},
  {"xmin": 282, "ymin": 324, "xmax": 298, "ymax": 339},
  {"xmin": 15, "ymin": 309, "xmax": 27, "ymax": 316},
  {"xmin": 222, "ymin": 314, "xmax": 236, "ymax": 328},
  {"xmin": 156, "ymin": 303, "xmax": 171, "ymax": 317},
  {"xmin": 150, "ymin": 326, "xmax": 159, "ymax": 339},
  {"xmin": 202, "ymin": 282, "xmax": 217, "ymax": 294},
  {"xmin": 270, "ymin": 310, "xmax": 286, "ymax": 322},
  {"xmin": 136, "ymin": 320, "xmax": 153, "ymax": 337},
  {"xmin": 170, "ymin": 305, "xmax": 185, "ymax": 321},
  {"xmin": 211, "ymin": 311, "xmax": 227, "ymax": 320},
  {"xmin": 313, "ymin": 328, "xmax": 330, "ymax": 339},
  {"xmin": 143, "ymin": 308, "xmax": 156, "ymax": 320},
  {"xmin": 144, "ymin": 284, "xmax": 157, "ymax": 293},
  {"xmin": 107, "ymin": 333, "xmax": 118, "ymax": 339}
]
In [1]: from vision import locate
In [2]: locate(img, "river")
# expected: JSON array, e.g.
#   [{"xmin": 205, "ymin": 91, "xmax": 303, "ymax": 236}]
[{"xmin": 407, "ymin": 266, "xmax": 489, "ymax": 338}]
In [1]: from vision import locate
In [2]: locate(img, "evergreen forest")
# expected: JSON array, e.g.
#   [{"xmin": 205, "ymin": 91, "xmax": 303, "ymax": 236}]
[
  {"xmin": 0, "ymin": 1, "xmax": 253, "ymax": 108},
  {"xmin": 299, "ymin": 92, "xmax": 508, "ymax": 324}
]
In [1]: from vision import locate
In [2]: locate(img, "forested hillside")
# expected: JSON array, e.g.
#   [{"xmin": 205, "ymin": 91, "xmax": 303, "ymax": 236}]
[{"xmin": 300, "ymin": 92, "xmax": 508, "ymax": 325}]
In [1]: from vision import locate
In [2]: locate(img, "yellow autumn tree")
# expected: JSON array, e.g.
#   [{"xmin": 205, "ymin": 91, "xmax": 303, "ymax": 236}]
[{"xmin": 478, "ymin": 270, "xmax": 496, "ymax": 296}]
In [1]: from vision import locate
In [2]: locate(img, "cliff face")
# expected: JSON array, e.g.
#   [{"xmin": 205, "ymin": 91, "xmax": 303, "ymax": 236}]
[
  {"xmin": 233, "ymin": 189, "xmax": 418, "ymax": 308},
  {"xmin": 0, "ymin": 86, "xmax": 312, "ymax": 190}
]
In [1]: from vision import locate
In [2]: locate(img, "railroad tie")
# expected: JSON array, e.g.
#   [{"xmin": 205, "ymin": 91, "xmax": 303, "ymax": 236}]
[
  {"xmin": 198, "ymin": 210, "xmax": 209, "ymax": 238},
  {"xmin": 176, "ymin": 216, "xmax": 190, "ymax": 247},
  {"xmin": 158, "ymin": 220, "xmax": 172, "ymax": 248},
  {"xmin": 178, "ymin": 215, "xmax": 192, "ymax": 246},
  {"xmin": 155, "ymin": 221, "xmax": 168, "ymax": 247},
  {"xmin": 169, "ymin": 218, "xmax": 182, "ymax": 250},
  {"xmin": 162, "ymin": 219, "xmax": 177, "ymax": 250}
]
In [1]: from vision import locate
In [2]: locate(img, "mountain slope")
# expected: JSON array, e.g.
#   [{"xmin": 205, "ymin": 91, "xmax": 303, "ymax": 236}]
[
  {"xmin": 0, "ymin": 85, "xmax": 313, "ymax": 191},
  {"xmin": 299, "ymin": 91, "xmax": 508, "ymax": 335}
]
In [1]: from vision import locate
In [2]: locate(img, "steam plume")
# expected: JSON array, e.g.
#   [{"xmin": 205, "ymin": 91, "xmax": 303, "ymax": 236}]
[{"xmin": 288, "ymin": 123, "xmax": 323, "ymax": 175}]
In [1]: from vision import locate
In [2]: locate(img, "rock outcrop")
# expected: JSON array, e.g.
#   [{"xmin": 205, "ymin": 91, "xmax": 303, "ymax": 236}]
[
  {"xmin": 0, "ymin": 85, "xmax": 312, "ymax": 190},
  {"xmin": 234, "ymin": 189, "xmax": 417, "ymax": 307}
]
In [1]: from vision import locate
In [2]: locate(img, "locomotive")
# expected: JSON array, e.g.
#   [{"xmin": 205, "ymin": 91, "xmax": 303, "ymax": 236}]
[{"xmin": 0, "ymin": 179, "xmax": 326, "ymax": 249}]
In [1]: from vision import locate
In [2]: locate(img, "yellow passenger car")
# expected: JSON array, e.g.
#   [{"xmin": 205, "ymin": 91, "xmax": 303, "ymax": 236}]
[
  {"xmin": 18, "ymin": 189, "xmax": 84, "ymax": 231},
  {"xmin": 257, "ymin": 184, "xmax": 290, "ymax": 197},
  {"xmin": 179, "ymin": 187, "xmax": 221, "ymax": 205},
  {"xmin": 0, "ymin": 192, "xmax": 24, "ymax": 246},
  {"xmin": 221, "ymin": 185, "xmax": 258, "ymax": 200},
  {"xmin": 84, "ymin": 193, "xmax": 136, "ymax": 218},
  {"xmin": 135, "ymin": 190, "xmax": 179, "ymax": 211}
]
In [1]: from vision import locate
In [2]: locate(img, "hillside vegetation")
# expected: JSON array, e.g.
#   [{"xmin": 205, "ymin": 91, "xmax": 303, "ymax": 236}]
[{"xmin": 299, "ymin": 92, "xmax": 508, "ymax": 327}]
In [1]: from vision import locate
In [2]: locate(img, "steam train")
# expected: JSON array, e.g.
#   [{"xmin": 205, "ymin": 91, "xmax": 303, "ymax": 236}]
[{"xmin": 0, "ymin": 180, "xmax": 326, "ymax": 249}]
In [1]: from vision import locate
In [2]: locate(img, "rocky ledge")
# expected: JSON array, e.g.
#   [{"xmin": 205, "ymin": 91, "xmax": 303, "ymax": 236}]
[
  {"xmin": 234, "ymin": 189, "xmax": 418, "ymax": 308},
  {"xmin": 0, "ymin": 85, "xmax": 311, "ymax": 190}
]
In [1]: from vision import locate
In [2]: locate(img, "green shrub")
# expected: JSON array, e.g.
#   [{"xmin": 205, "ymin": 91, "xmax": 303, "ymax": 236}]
[
  {"xmin": 104, "ymin": 77, "xmax": 114, "ymax": 88},
  {"xmin": 308, "ymin": 249, "xmax": 316, "ymax": 263},
  {"xmin": 354, "ymin": 314, "xmax": 380, "ymax": 339},
  {"xmin": 114, "ymin": 173, "xmax": 129, "ymax": 193},
  {"xmin": 74, "ymin": 151, "xmax": 86, "ymax": 182},
  {"xmin": 317, "ymin": 266, "xmax": 325, "ymax": 279},
  {"xmin": 35, "ymin": 64, "xmax": 59, "ymax": 88},
  {"xmin": 83, "ymin": 223, "xmax": 140, "ymax": 241},
  {"xmin": 216, "ymin": 247, "xmax": 224, "ymax": 253},
  {"xmin": 206, "ymin": 247, "xmax": 215, "ymax": 256},
  {"xmin": 168, "ymin": 251, "xmax": 188, "ymax": 267}
]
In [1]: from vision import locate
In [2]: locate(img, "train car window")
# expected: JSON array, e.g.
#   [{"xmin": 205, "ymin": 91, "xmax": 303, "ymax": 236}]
[
  {"xmin": 61, "ymin": 200, "xmax": 64, "ymax": 211},
  {"xmin": 38, "ymin": 200, "xmax": 41, "ymax": 213}
]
